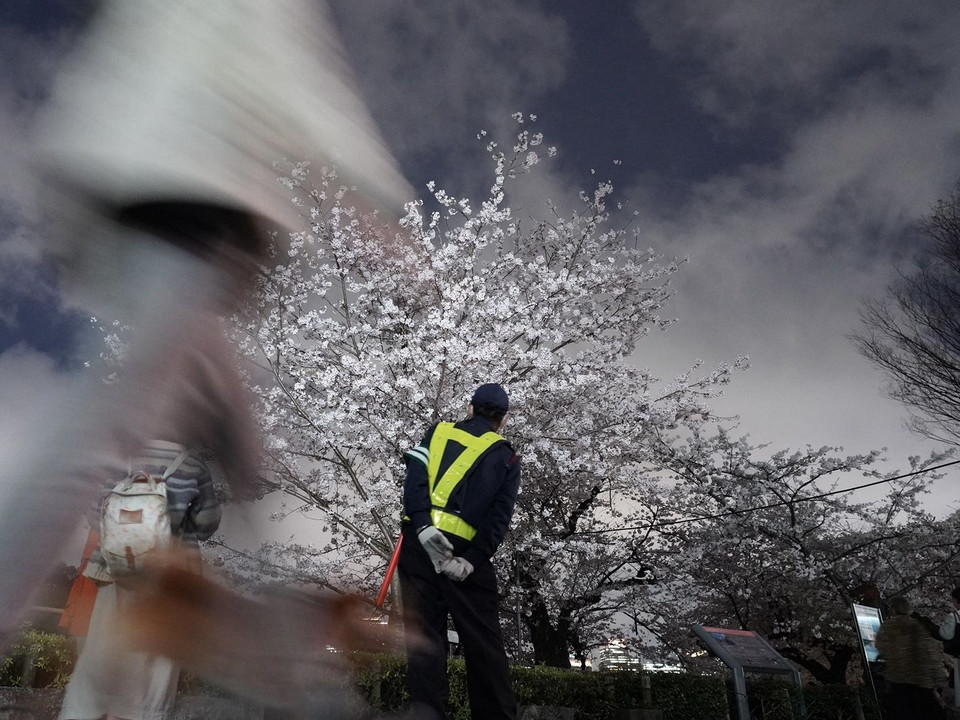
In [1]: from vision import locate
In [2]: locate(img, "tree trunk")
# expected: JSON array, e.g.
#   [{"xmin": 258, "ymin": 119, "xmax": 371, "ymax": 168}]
[
  {"xmin": 781, "ymin": 645, "xmax": 853, "ymax": 684},
  {"xmin": 525, "ymin": 599, "xmax": 572, "ymax": 668}
]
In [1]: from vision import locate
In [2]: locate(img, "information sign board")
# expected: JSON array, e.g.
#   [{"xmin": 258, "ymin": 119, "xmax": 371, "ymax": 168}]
[
  {"xmin": 699, "ymin": 626, "xmax": 796, "ymax": 673},
  {"xmin": 692, "ymin": 625, "xmax": 803, "ymax": 720}
]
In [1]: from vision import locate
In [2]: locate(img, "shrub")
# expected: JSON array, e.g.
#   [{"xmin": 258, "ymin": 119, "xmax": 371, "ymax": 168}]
[
  {"xmin": 512, "ymin": 665, "xmax": 622, "ymax": 720},
  {"xmin": 745, "ymin": 677, "xmax": 802, "ymax": 720},
  {"xmin": 805, "ymin": 683, "xmax": 880, "ymax": 720},
  {"xmin": 648, "ymin": 673, "xmax": 728, "ymax": 720},
  {"xmin": 0, "ymin": 628, "xmax": 75, "ymax": 689},
  {"xmin": 351, "ymin": 652, "xmax": 408, "ymax": 711}
]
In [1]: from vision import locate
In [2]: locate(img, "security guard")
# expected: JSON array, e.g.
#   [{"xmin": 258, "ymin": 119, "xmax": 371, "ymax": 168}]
[{"xmin": 398, "ymin": 383, "xmax": 521, "ymax": 720}]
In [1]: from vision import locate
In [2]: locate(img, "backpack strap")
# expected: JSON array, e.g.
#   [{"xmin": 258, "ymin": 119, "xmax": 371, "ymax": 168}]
[
  {"xmin": 161, "ymin": 448, "xmax": 192, "ymax": 481},
  {"xmin": 117, "ymin": 445, "xmax": 191, "ymax": 491}
]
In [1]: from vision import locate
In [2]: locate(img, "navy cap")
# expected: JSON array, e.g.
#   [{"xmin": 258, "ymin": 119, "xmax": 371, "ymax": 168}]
[{"xmin": 471, "ymin": 383, "xmax": 509, "ymax": 412}]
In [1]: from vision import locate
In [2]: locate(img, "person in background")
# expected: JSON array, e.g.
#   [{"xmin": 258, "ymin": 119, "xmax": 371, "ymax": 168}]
[
  {"xmin": 939, "ymin": 587, "xmax": 960, "ymax": 712},
  {"xmin": 398, "ymin": 383, "xmax": 521, "ymax": 720},
  {"xmin": 875, "ymin": 596, "xmax": 947, "ymax": 720}
]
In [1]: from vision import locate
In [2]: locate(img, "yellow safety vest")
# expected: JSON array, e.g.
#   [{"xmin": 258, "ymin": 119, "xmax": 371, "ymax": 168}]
[{"xmin": 423, "ymin": 422, "xmax": 504, "ymax": 541}]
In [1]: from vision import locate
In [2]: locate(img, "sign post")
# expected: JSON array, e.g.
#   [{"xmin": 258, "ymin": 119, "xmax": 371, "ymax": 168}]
[{"xmin": 692, "ymin": 625, "xmax": 804, "ymax": 720}]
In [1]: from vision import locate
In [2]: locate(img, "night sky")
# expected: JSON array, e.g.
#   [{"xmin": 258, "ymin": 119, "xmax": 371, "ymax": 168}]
[{"xmin": 2, "ymin": 1, "xmax": 959, "ymax": 511}]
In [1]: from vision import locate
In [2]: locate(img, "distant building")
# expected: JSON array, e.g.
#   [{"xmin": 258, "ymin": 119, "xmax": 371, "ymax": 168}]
[
  {"xmin": 640, "ymin": 661, "xmax": 682, "ymax": 673},
  {"xmin": 587, "ymin": 640, "xmax": 684, "ymax": 673},
  {"xmin": 592, "ymin": 641, "xmax": 642, "ymax": 671}
]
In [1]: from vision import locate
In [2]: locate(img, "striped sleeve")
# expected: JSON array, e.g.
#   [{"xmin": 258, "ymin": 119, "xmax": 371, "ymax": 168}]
[
  {"xmin": 166, "ymin": 455, "xmax": 221, "ymax": 542},
  {"xmin": 404, "ymin": 443, "xmax": 429, "ymax": 468}
]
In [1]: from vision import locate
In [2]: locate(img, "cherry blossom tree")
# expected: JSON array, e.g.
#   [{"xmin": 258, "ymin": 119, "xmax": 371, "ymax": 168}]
[
  {"xmin": 226, "ymin": 117, "xmax": 747, "ymax": 665},
  {"xmin": 96, "ymin": 120, "xmax": 959, "ymax": 674},
  {"xmin": 96, "ymin": 119, "xmax": 958, "ymax": 673},
  {"xmin": 622, "ymin": 430, "xmax": 955, "ymax": 682}
]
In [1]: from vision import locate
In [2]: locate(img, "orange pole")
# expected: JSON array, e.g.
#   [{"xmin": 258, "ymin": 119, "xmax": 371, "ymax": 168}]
[{"xmin": 375, "ymin": 534, "xmax": 404, "ymax": 608}]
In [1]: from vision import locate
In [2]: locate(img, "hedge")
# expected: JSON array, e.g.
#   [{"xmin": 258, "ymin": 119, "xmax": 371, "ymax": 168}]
[
  {"xmin": 745, "ymin": 677, "xmax": 880, "ymax": 720},
  {"xmin": 2, "ymin": 635, "xmax": 878, "ymax": 720},
  {"xmin": 352, "ymin": 653, "xmax": 880, "ymax": 720},
  {"xmin": 352, "ymin": 653, "xmax": 732, "ymax": 720}
]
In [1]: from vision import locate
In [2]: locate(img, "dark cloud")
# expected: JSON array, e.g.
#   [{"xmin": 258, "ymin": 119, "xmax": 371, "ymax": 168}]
[
  {"xmin": 0, "ymin": 253, "xmax": 87, "ymax": 369},
  {"xmin": 0, "ymin": 0, "xmax": 93, "ymax": 35},
  {"xmin": 633, "ymin": 0, "xmax": 960, "ymax": 120},
  {"xmin": 327, "ymin": 0, "xmax": 570, "ymax": 193}
]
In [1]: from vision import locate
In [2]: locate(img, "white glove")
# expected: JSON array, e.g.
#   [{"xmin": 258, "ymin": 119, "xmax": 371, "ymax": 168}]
[
  {"xmin": 417, "ymin": 525, "xmax": 454, "ymax": 573},
  {"xmin": 441, "ymin": 557, "xmax": 474, "ymax": 582}
]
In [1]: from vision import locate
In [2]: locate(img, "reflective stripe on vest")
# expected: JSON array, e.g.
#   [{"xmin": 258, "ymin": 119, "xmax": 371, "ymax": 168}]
[
  {"xmin": 430, "ymin": 508, "xmax": 477, "ymax": 540},
  {"xmin": 425, "ymin": 422, "xmax": 504, "ymax": 540}
]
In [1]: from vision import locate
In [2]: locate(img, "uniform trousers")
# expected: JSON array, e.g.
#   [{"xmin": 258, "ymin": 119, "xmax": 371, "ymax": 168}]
[{"xmin": 398, "ymin": 527, "xmax": 517, "ymax": 720}]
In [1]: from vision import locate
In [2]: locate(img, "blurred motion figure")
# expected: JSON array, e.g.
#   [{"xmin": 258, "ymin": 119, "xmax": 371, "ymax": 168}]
[{"xmin": 0, "ymin": 0, "xmax": 411, "ymax": 712}]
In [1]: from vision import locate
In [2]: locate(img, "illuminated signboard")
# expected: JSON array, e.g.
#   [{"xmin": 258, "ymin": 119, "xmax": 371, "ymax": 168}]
[{"xmin": 851, "ymin": 604, "xmax": 883, "ymax": 663}]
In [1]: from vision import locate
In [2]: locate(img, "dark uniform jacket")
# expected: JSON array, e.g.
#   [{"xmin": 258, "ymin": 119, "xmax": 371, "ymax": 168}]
[{"xmin": 403, "ymin": 416, "xmax": 521, "ymax": 568}]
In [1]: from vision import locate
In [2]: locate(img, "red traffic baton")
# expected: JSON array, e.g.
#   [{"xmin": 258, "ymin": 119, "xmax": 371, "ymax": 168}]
[{"xmin": 375, "ymin": 534, "xmax": 403, "ymax": 608}]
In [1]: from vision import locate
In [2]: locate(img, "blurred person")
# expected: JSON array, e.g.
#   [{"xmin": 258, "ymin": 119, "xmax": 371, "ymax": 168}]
[
  {"xmin": 59, "ymin": 441, "xmax": 220, "ymax": 720},
  {"xmin": 0, "ymin": 0, "xmax": 410, "ymax": 653},
  {"xmin": 398, "ymin": 384, "xmax": 521, "ymax": 720},
  {"xmin": 940, "ymin": 587, "xmax": 960, "ymax": 711},
  {"xmin": 117, "ymin": 566, "xmax": 379, "ymax": 720},
  {"xmin": 59, "ymin": 528, "xmax": 102, "ymax": 653},
  {"xmin": 875, "ymin": 596, "xmax": 947, "ymax": 720}
]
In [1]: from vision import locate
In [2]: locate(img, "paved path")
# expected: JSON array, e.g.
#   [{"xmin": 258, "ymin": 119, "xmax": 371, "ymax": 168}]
[{"xmin": 0, "ymin": 688, "xmax": 262, "ymax": 720}]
